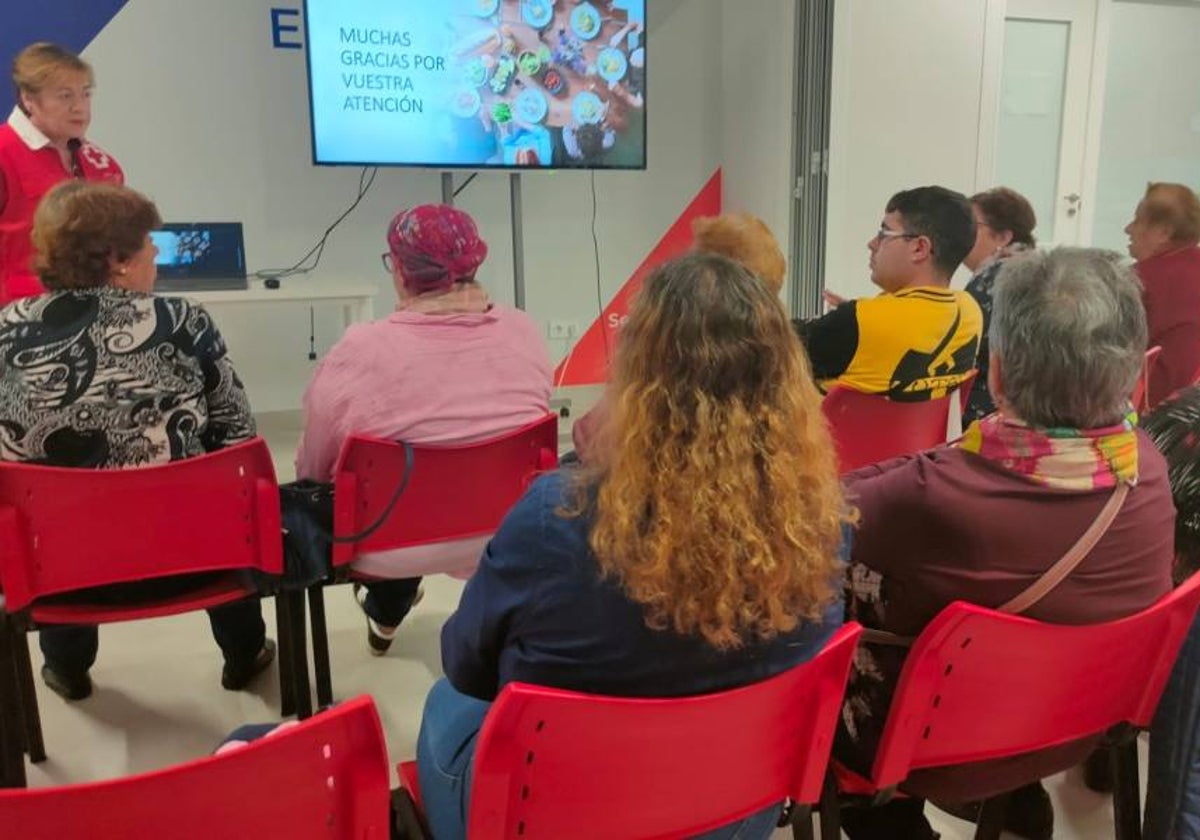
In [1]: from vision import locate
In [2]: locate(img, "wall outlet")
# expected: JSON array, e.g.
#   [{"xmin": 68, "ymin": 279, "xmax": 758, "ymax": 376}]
[{"xmin": 548, "ymin": 320, "xmax": 580, "ymax": 339}]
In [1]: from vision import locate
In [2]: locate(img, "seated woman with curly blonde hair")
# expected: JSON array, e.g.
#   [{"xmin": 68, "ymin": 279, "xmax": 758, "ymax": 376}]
[{"xmin": 416, "ymin": 252, "xmax": 852, "ymax": 840}]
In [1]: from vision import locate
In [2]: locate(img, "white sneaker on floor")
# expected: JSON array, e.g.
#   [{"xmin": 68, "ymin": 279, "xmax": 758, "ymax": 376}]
[{"xmin": 352, "ymin": 582, "xmax": 424, "ymax": 657}]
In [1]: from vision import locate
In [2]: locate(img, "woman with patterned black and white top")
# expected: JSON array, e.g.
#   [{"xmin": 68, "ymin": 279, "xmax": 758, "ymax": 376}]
[
  {"xmin": 0, "ymin": 181, "xmax": 273, "ymax": 702},
  {"xmin": 961, "ymin": 187, "xmax": 1037, "ymax": 425}
]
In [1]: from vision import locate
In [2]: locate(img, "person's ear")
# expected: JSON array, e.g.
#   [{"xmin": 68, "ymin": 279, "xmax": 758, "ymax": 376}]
[
  {"xmin": 912, "ymin": 234, "xmax": 935, "ymax": 264},
  {"xmin": 107, "ymin": 251, "xmax": 133, "ymax": 281}
]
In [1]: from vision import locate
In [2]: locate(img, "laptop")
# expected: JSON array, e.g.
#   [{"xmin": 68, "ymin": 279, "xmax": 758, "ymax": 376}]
[{"xmin": 151, "ymin": 222, "xmax": 248, "ymax": 291}]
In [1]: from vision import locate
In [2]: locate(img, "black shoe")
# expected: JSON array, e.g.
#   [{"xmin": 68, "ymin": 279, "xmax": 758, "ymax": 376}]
[
  {"xmin": 933, "ymin": 781, "xmax": 1053, "ymax": 840},
  {"xmin": 841, "ymin": 798, "xmax": 940, "ymax": 840},
  {"xmin": 41, "ymin": 664, "xmax": 92, "ymax": 701},
  {"xmin": 221, "ymin": 639, "xmax": 277, "ymax": 691},
  {"xmin": 353, "ymin": 584, "xmax": 399, "ymax": 657},
  {"xmin": 1083, "ymin": 746, "xmax": 1115, "ymax": 794}
]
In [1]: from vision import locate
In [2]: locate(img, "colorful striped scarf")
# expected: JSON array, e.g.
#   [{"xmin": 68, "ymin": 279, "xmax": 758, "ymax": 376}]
[{"xmin": 958, "ymin": 411, "xmax": 1139, "ymax": 490}]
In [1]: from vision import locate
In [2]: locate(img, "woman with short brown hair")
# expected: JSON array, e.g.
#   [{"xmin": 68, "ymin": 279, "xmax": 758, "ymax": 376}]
[
  {"xmin": 0, "ymin": 42, "xmax": 124, "ymax": 304},
  {"xmin": 0, "ymin": 181, "xmax": 271, "ymax": 702},
  {"xmin": 32, "ymin": 179, "xmax": 160, "ymax": 290},
  {"xmin": 962, "ymin": 186, "xmax": 1038, "ymax": 423}
]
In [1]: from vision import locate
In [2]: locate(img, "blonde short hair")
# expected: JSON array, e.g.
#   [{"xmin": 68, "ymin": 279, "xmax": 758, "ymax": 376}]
[
  {"xmin": 12, "ymin": 42, "xmax": 93, "ymax": 103},
  {"xmin": 1141, "ymin": 183, "xmax": 1200, "ymax": 246},
  {"xmin": 692, "ymin": 213, "xmax": 787, "ymax": 295}
]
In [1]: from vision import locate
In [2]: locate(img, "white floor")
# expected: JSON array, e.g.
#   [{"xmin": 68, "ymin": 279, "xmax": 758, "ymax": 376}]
[{"xmin": 17, "ymin": 405, "xmax": 1137, "ymax": 838}]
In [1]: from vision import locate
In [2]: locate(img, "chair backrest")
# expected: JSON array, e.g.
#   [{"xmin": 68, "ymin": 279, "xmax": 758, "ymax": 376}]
[
  {"xmin": 0, "ymin": 695, "xmax": 390, "ymax": 839},
  {"xmin": 331, "ymin": 415, "xmax": 558, "ymax": 567},
  {"xmin": 870, "ymin": 574, "xmax": 1200, "ymax": 790},
  {"xmin": 1133, "ymin": 345, "xmax": 1163, "ymax": 412},
  {"xmin": 0, "ymin": 438, "xmax": 282, "ymax": 612},
  {"xmin": 464, "ymin": 623, "xmax": 862, "ymax": 839},
  {"xmin": 822, "ymin": 384, "xmax": 966, "ymax": 473}
]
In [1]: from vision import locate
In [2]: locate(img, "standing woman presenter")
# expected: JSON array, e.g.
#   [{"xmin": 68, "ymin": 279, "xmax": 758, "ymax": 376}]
[{"xmin": 0, "ymin": 42, "xmax": 124, "ymax": 304}]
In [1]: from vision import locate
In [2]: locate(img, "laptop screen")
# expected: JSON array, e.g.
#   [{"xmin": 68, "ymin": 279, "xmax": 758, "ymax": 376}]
[{"xmin": 152, "ymin": 223, "xmax": 246, "ymax": 280}]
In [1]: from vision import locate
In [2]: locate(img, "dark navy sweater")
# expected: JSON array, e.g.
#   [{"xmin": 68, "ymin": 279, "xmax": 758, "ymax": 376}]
[{"xmin": 441, "ymin": 471, "xmax": 845, "ymax": 701}]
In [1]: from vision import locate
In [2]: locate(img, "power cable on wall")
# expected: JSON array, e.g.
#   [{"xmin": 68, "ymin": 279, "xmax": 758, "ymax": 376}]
[
  {"xmin": 452, "ymin": 172, "xmax": 478, "ymax": 198},
  {"xmin": 591, "ymin": 169, "xmax": 608, "ymax": 364},
  {"xmin": 253, "ymin": 166, "xmax": 378, "ymax": 281},
  {"xmin": 554, "ymin": 170, "xmax": 608, "ymax": 389}
]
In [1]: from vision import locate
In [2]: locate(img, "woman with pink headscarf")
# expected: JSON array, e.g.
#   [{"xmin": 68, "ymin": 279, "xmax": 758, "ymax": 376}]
[{"xmin": 296, "ymin": 204, "xmax": 552, "ymax": 652}]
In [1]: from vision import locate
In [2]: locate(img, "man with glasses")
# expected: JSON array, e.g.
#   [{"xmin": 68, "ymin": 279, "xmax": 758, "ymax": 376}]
[{"xmin": 796, "ymin": 186, "xmax": 982, "ymax": 401}]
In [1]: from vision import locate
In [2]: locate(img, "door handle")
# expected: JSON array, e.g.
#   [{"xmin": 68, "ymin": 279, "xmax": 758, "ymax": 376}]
[{"xmin": 1065, "ymin": 193, "xmax": 1082, "ymax": 217}]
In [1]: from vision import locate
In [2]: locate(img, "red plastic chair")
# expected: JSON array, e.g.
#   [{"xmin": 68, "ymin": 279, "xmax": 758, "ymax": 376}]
[
  {"xmin": 0, "ymin": 438, "xmax": 283, "ymax": 787},
  {"xmin": 394, "ymin": 623, "xmax": 863, "ymax": 840},
  {"xmin": 1133, "ymin": 345, "xmax": 1163, "ymax": 413},
  {"xmin": 835, "ymin": 575, "xmax": 1200, "ymax": 840},
  {"xmin": 822, "ymin": 376, "xmax": 973, "ymax": 473},
  {"xmin": 0, "ymin": 695, "xmax": 391, "ymax": 839},
  {"xmin": 296, "ymin": 415, "xmax": 558, "ymax": 714}
]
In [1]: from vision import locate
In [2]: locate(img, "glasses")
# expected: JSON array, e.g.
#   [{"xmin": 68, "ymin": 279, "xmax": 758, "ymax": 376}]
[
  {"xmin": 873, "ymin": 227, "xmax": 920, "ymax": 244},
  {"xmin": 381, "ymin": 252, "xmax": 395, "ymax": 274}
]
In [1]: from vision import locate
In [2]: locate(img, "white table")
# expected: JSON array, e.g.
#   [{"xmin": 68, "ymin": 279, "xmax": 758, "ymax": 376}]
[{"xmin": 184, "ymin": 279, "xmax": 378, "ymax": 330}]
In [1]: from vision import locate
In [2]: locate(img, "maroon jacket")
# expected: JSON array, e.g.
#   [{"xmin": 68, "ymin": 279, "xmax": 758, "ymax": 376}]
[
  {"xmin": 837, "ymin": 431, "xmax": 1174, "ymax": 798},
  {"xmin": 1138, "ymin": 246, "xmax": 1200, "ymax": 407}
]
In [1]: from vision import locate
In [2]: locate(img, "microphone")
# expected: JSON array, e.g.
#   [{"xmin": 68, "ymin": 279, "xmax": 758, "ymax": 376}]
[{"xmin": 66, "ymin": 138, "xmax": 83, "ymax": 178}]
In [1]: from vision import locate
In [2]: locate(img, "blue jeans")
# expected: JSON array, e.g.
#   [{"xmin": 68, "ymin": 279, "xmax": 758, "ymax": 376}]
[
  {"xmin": 416, "ymin": 678, "xmax": 782, "ymax": 840},
  {"xmin": 1146, "ymin": 609, "xmax": 1200, "ymax": 840},
  {"xmin": 361, "ymin": 577, "xmax": 422, "ymax": 627}
]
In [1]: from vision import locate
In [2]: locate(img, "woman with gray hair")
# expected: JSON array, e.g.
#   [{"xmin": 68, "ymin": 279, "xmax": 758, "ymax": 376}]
[{"xmin": 836, "ymin": 248, "xmax": 1175, "ymax": 840}]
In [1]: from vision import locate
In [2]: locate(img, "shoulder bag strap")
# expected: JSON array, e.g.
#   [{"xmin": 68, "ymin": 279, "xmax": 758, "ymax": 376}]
[
  {"xmin": 859, "ymin": 482, "xmax": 1131, "ymax": 647},
  {"xmin": 996, "ymin": 482, "xmax": 1130, "ymax": 614}
]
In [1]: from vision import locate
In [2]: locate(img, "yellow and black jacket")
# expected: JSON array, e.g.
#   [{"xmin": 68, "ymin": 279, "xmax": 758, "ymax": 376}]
[{"xmin": 796, "ymin": 287, "xmax": 982, "ymax": 401}]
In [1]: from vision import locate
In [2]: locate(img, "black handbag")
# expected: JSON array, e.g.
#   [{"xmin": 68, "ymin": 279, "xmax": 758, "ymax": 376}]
[{"xmin": 273, "ymin": 442, "xmax": 415, "ymax": 590}]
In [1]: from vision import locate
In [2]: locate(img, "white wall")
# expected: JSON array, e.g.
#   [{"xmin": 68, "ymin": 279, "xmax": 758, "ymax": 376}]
[
  {"xmin": 826, "ymin": 0, "xmax": 990, "ymax": 300},
  {"xmin": 718, "ymin": 0, "xmax": 797, "ymax": 299},
  {"xmin": 1091, "ymin": 0, "xmax": 1200, "ymax": 251},
  {"xmin": 83, "ymin": 0, "xmax": 724, "ymax": 410}
]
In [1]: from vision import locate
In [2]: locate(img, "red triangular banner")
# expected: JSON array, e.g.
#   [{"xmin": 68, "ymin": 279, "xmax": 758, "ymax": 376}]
[{"xmin": 555, "ymin": 169, "xmax": 723, "ymax": 386}]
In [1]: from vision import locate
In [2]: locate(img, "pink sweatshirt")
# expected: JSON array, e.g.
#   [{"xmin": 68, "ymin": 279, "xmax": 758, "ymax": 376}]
[{"xmin": 296, "ymin": 305, "xmax": 552, "ymax": 482}]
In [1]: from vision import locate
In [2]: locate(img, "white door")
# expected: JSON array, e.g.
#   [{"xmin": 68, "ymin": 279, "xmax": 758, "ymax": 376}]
[{"xmin": 981, "ymin": 0, "xmax": 1099, "ymax": 245}]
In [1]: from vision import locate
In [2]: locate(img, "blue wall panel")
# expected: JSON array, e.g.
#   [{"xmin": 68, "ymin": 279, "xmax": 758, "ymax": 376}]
[{"xmin": 0, "ymin": 0, "xmax": 130, "ymax": 114}]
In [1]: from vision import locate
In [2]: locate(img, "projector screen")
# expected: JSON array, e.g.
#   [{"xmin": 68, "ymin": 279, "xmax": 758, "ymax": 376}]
[{"xmin": 303, "ymin": 0, "xmax": 647, "ymax": 170}]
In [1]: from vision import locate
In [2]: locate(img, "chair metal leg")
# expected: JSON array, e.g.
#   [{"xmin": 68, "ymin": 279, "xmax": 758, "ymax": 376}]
[
  {"xmin": 789, "ymin": 805, "xmax": 815, "ymax": 840},
  {"xmin": 1112, "ymin": 735, "xmax": 1143, "ymax": 840},
  {"xmin": 818, "ymin": 767, "xmax": 842, "ymax": 840},
  {"xmin": 973, "ymin": 794, "xmax": 1009, "ymax": 840},
  {"xmin": 287, "ymin": 590, "xmax": 313, "ymax": 720},
  {"xmin": 276, "ymin": 593, "xmax": 296, "ymax": 718},
  {"xmin": 308, "ymin": 586, "xmax": 333, "ymax": 709},
  {"xmin": 12, "ymin": 630, "xmax": 44, "ymax": 762},
  {"xmin": 0, "ymin": 621, "xmax": 28, "ymax": 788},
  {"xmin": 392, "ymin": 788, "xmax": 431, "ymax": 840}
]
